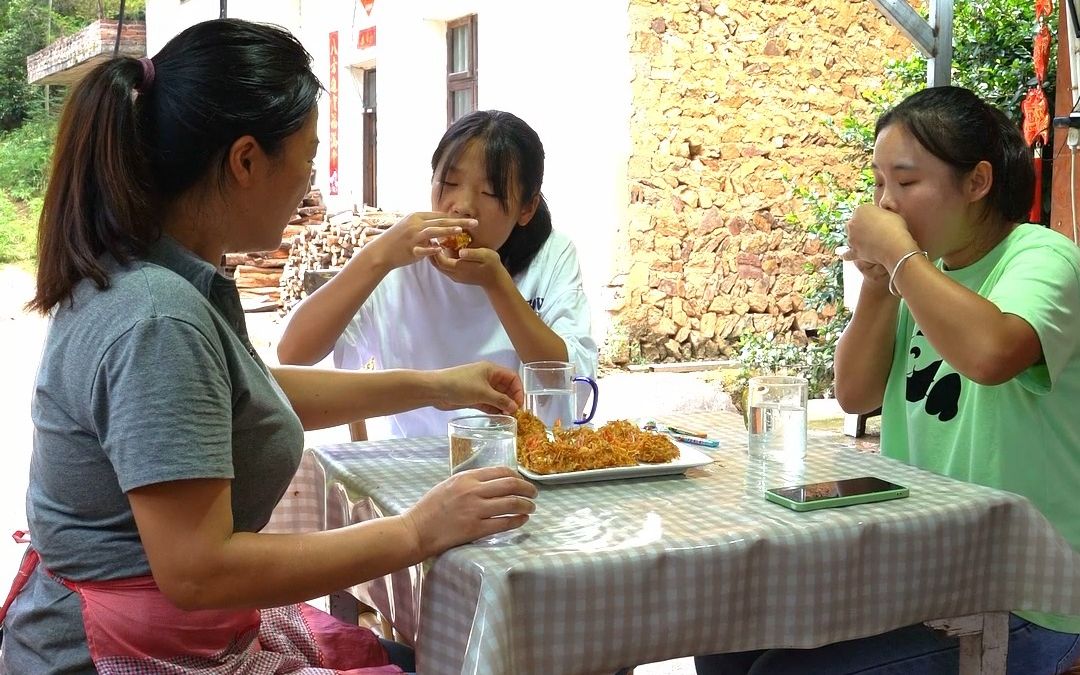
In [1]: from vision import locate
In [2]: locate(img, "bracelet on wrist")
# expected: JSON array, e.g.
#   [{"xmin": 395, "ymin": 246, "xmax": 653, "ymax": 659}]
[{"xmin": 888, "ymin": 250, "xmax": 928, "ymax": 298}]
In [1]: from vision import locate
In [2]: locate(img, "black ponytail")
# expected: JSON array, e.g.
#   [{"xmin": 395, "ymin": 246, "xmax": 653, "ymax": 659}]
[{"xmin": 30, "ymin": 58, "xmax": 152, "ymax": 313}]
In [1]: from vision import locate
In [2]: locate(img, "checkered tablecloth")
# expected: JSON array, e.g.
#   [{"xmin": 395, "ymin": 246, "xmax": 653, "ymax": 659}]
[
  {"xmin": 263, "ymin": 447, "xmax": 325, "ymax": 534},
  {"xmin": 272, "ymin": 412, "xmax": 1080, "ymax": 675}
]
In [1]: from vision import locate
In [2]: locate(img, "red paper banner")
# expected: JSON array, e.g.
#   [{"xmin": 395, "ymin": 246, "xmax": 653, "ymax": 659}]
[
  {"xmin": 358, "ymin": 26, "xmax": 376, "ymax": 49},
  {"xmin": 328, "ymin": 31, "xmax": 340, "ymax": 196}
]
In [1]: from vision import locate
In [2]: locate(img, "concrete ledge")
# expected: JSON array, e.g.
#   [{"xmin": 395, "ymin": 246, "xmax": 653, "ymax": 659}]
[{"xmin": 626, "ymin": 360, "xmax": 741, "ymax": 373}]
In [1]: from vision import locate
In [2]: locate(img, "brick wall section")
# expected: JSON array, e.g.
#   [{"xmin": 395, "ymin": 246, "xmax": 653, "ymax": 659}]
[
  {"xmin": 606, "ymin": 0, "xmax": 907, "ymax": 365},
  {"xmin": 27, "ymin": 20, "xmax": 145, "ymax": 84}
]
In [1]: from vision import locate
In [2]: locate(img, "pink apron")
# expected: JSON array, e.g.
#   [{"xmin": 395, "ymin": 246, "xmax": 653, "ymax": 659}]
[{"xmin": 1, "ymin": 532, "xmax": 402, "ymax": 675}]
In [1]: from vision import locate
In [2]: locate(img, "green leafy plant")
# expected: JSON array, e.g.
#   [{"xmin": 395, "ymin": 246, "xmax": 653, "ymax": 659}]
[
  {"xmin": 889, "ymin": 0, "xmax": 1051, "ymax": 122},
  {"xmin": 0, "ymin": 191, "xmax": 40, "ymax": 264},
  {"xmin": 0, "ymin": 110, "xmax": 56, "ymax": 200},
  {"xmin": 734, "ymin": 313, "xmax": 846, "ymax": 400},
  {"xmin": 0, "ymin": 108, "xmax": 53, "ymax": 263}
]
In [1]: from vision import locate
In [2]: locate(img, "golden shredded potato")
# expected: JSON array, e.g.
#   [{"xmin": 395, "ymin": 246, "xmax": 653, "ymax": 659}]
[{"xmin": 514, "ymin": 409, "xmax": 680, "ymax": 474}]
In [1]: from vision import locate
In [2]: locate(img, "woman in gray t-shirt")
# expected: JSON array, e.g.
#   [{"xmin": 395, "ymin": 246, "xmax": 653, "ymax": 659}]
[{"xmin": 1, "ymin": 19, "xmax": 536, "ymax": 674}]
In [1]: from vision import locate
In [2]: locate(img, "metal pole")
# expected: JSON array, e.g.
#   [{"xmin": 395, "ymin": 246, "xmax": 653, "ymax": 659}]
[
  {"xmin": 113, "ymin": 0, "xmax": 126, "ymax": 57},
  {"xmin": 868, "ymin": 0, "xmax": 953, "ymax": 87},
  {"xmin": 220, "ymin": 0, "xmax": 227, "ymax": 19},
  {"xmin": 45, "ymin": 0, "xmax": 52, "ymax": 115},
  {"xmin": 868, "ymin": 0, "xmax": 934, "ymax": 56},
  {"xmin": 928, "ymin": 0, "xmax": 953, "ymax": 87}
]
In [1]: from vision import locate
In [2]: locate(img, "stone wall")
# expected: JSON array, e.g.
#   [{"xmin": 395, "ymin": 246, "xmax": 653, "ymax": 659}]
[{"xmin": 606, "ymin": 0, "xmax": 908, "ymax": 365}]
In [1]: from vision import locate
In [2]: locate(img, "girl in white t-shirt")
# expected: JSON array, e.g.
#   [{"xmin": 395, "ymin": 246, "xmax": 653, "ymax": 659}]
[{"xmin": 278, "ymin": 110, "xmax": 598, "ymax": 438}]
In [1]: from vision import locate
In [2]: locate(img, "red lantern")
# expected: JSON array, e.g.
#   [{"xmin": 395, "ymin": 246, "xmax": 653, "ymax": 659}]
[
  {"xmin": 1034, "ymin": 24, "xmax": 1051, "ymax": 83},
  {"xmin": 1024, "ymin": 0, "xmax": 1053, "ymax": 225},
  {"xmin": 1022, "ymin": 87, "xmax": 1050, "ymax": 147}
]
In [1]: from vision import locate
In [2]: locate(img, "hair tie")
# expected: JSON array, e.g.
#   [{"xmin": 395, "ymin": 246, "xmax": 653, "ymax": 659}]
[{"xmin": 136, "ymin": 57, "xmax": 155, "ymax": 93}]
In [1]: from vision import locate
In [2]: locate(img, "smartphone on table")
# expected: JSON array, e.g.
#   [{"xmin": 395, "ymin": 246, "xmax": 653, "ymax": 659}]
[{"xmin": 765, "ymin": 476, "xmax": 909, "ymax": 512}]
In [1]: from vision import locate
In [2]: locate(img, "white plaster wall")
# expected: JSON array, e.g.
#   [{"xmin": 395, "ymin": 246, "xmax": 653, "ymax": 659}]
[
  {"xmin": 146, "ymin": 0, "xmax": 301, "ymax": 55},
  {"xmin": 295, "ymin": 0, "xmax": 377, "ymax": 218}
]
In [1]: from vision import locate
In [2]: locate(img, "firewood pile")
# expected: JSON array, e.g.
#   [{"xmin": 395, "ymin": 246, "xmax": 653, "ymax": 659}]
[{"xmin": 278, "ymin": 207, "xmax": 404, "ymax": 311}]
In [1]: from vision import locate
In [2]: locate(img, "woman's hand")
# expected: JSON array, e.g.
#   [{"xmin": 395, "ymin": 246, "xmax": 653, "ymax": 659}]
[
  {"xmin": 401, "ymin": 467, "xmax": 538, "ymax": 557},
  {"xmin": 363, "ymin": 212, "xmax": 476, "ymax": 271},
  {"xmin": 838, "ymin": 245, "xmax": 891, "ymax": 294},
  {"xmin": 844, "ymin": 203, "xmax": 920, "ymax": 268},
  {"xmin": 429, "ymin": 246, "xmax": 508, "ymax": 289},
  {"xmin": 432, "ymin": 361, "xmax": 524, "ymax": 414}
]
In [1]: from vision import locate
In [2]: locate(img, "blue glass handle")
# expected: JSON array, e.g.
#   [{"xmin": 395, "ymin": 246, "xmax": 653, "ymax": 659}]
[{"xmin": 572, "ymin": 376, "xmax": 599, "ymax": 424}]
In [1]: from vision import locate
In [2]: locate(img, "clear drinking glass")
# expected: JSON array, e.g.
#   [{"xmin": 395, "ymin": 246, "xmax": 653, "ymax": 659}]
[
  {"xmin": 521, "ymin": 361, "xmax": 599, "ymax": 430},
  {"xmin": 747, "ymin": 376, "xmax": 809, "ymax": 461},
  {"xmin": 448, "ymin": 414, "xmax": 517, "ymax": 474},
  {"xmin": 447, "ymin": 414, "xmax": 523, "ymax": 545}
]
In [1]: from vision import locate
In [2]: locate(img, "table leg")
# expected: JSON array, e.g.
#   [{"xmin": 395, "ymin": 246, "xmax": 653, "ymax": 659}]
[
  {"xmin": 925, "ymin": 612, "xmax": 1008, "ymax": 675},
  {"xmin": 329, "ymin": 589, "xmax": 397, "ymax": 640},
  {"xmin": 329, "ymin": 590, "xmax": 360, "ymax": 624},
  {"xmin": 842, "ymin": 414, "xmax": 864, "ymax": 437}
]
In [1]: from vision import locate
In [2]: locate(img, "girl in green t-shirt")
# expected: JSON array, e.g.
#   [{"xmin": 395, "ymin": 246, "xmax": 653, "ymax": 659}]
[{"xmin": 696, "ymin": 87, "xmax": 1080, "ymax": 674}]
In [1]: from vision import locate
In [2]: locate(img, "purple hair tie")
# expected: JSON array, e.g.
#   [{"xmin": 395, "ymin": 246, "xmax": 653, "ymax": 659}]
[{"xmin": 136, "ymin": 57, "xmax": 155, "ymax": 93}]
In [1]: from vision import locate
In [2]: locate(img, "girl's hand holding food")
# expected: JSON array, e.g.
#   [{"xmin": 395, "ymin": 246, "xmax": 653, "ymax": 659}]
[
  {"xmin": 364, "ymin": 211, "xmax": 477, "ymax": 271},
  {"xmin": 844, "ymin": 203, "xmax": 920, "ymax": 269},
  {"xmin": 429, "ymin": 246, "xmax": 507, "ymax": 289}
]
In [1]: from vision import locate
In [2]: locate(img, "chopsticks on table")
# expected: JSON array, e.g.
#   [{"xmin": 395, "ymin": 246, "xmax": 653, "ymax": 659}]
[{"xmin": 642, "ymin": 420, "xmax": 720, "ymax": 447}]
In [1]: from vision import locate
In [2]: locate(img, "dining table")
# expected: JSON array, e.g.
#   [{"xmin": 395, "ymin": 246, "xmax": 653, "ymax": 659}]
[{"xmin": 264, "ymin": 411, "xmax": 1080, "ymax": 675}]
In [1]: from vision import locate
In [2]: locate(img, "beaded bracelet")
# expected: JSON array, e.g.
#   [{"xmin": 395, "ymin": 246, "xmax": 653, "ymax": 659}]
[{"xmin": 888, "ymin": 250, "xmax": 928, "ymax": 298}]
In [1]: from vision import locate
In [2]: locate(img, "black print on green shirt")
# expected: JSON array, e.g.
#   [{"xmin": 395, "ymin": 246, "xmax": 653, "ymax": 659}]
[{"xmin": 907, "ymin": 330, "xmax": 961, "ymax": 422}]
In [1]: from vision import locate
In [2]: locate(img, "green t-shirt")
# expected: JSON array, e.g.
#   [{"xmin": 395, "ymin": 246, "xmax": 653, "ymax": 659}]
[{"xmin": 881, "ymin": 224, "xmax": 1080, "ymax": 634}]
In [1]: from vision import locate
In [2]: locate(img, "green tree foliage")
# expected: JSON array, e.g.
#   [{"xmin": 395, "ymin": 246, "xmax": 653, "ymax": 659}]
[
  {"xmin": 890, "ymin": 0, "xmax": 1051, "ymax": 121},
  {"xmin": 0, "ymin": 0, "xmax": 49, "ymax": 130},
  {"xmin": 0, "ymin": 0, "xmax": 146, "ymax": 130},
  {"xmin": 0, "ymin": 0, "xmax": 145, "ymax": 263}
]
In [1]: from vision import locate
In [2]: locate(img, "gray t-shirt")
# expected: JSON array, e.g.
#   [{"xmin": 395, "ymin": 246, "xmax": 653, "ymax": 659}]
[{"xmin": 1, "ymin": 237, "xmax": 304, "ymax": 673}]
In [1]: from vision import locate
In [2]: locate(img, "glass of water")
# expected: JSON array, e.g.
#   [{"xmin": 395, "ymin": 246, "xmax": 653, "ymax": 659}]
[
  {"xmin": 522, "ymin": 361, "xmax": 599, "ymax": 430},
  {"xmin": 448, "ymin": 414, "xmax": 517, "ymax": 474},
  {"xmin": 447, "ymin": 414, "xmax": 522, "ymax": 545},
  {"xmin": 747, "ymin": 376, "xmax": 808, "ymax": 461}
]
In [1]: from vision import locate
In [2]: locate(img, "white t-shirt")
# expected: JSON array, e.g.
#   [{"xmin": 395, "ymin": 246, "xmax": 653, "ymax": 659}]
[{"xmin": 334, "ymin": 229, "xmax": 599, "ymax": 439}]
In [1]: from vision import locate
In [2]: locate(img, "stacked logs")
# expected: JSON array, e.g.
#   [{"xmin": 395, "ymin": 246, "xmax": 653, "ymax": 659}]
[
  {"xmin": 279, "ymin": 208, "xmax": 404, "ymax": 310},
  {"xmin": 223, "ymin": 188, "xmax": 327, "ymax": 312}
]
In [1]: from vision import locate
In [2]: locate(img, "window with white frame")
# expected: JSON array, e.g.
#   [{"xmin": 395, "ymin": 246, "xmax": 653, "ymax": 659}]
[{"xmin": 446, "ymin": 15, "xmax": 477, "ymax": 125}]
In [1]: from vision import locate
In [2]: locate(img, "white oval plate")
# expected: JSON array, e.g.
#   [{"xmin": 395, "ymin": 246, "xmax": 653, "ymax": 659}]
[{"xmin": 518, "ymin": 442, "xmax": 715, "ymax": 485}]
